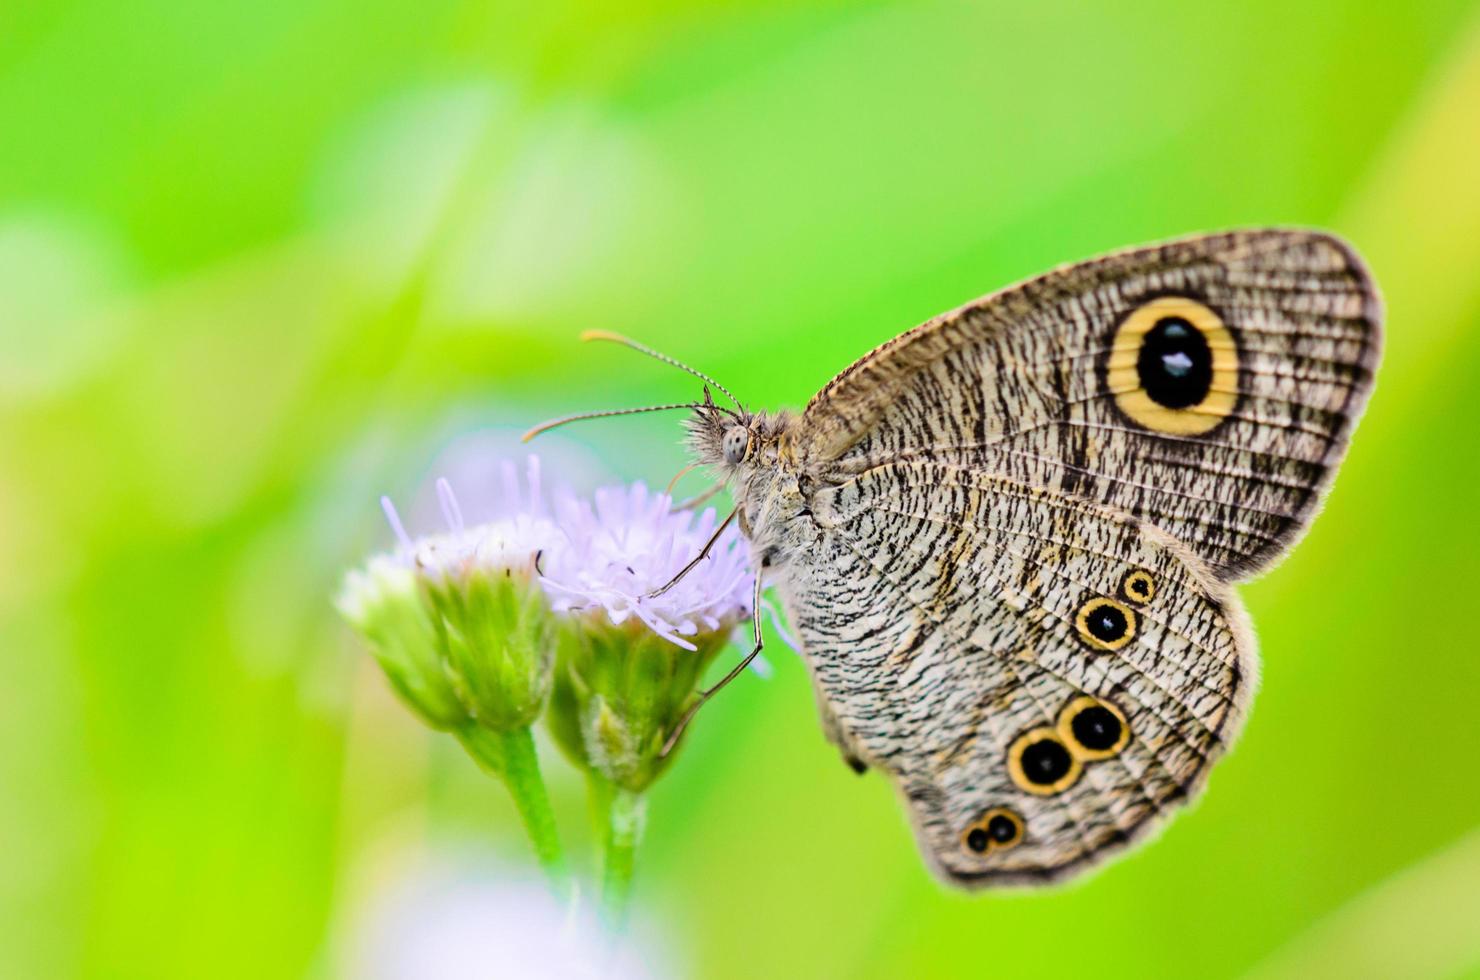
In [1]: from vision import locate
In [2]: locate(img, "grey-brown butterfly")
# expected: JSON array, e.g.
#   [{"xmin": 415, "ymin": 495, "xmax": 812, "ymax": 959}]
[{"xmin": 535, "ymin": 229, "xmax": 1381, "ymax": 886}]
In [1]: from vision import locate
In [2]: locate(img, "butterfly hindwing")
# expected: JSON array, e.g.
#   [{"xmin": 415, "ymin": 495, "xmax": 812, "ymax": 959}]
[
  {"xmin": 796, "ymin": 230, "xmax": 1381, "ymax": 580},
  {"xmin": 787, "ymin": 461, "xmax": 1253, "ymax": 884}
]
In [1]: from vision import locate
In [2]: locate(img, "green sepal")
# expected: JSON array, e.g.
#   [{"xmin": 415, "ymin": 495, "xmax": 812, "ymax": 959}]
[
  {"xmin": 337, "ymin": 561, "xmax": 468, "ymax": 730},
  {"xmin": 546, "ymin": 616, "xmax": 733, "ymax": 793},
  {"xmin": 421, "ymin": 561, "xmax": 555, "ymax": 733}
]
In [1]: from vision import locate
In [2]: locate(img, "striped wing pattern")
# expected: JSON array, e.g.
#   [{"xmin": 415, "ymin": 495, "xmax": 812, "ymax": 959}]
[
  {"xmin": 773, "ymin": 231, "xmax": 1378, "ymax": 882},
  {"xmin": 800, "ymin": 230, "xmax": 1381, "ymax": 580},
  {"xmin": 787, "ymin": 462, "xmax": 1250, "ymax": 883}
]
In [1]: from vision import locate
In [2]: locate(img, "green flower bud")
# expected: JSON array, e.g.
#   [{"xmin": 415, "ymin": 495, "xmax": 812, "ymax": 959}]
[
  {"xmin": 547, "ymin": 616, "xmax": 733, "ymax": 793},
  {"xmin": 340, "ymin": 471, "xmax": 563, "ymax": 736},
  {"xmin": 336, "ymin": 557, "xmax": 468, "ymax": 730},
  {"xmin": 421, "ymin": 550, "xmax": 555, "ymax": 733}
]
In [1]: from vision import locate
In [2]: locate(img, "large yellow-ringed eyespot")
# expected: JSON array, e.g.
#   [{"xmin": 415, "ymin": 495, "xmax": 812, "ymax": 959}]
[
  {"xmin": 962, "ymin": 807, "xmax": 1025, "ymax": 855},
  {"xmin": 1074, "ymin": 596, "xmax": 1137, "ymax": 652},
  {"xmin": 721, "ymin": 426, "xmax": 752, "ymax": 464},
  {"xmin": 1119, "ymin": 569, "xmax": 1156, "ymax": 606},
  {"xmin": 1057, "ymin": 696, "xmax": 1131, "ymax": 761},
  {"xmin": 1007, "ymin": 728, "xmax": 1082, "ymax": 795},
  {"xmin": 1106, "ymin": 296, "xmax": 1238, "ymax": 435}
]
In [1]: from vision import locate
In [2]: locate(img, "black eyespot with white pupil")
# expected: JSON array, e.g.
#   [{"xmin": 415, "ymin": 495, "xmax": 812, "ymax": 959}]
[
  {"xmin": 1075, "ymin": 596, "xmax": 1137, "ymax": 653},
  {"xmin": 986, "ymin": 813, "xmax": 1018, "ymax": 844},
  {"xmin": 965, "ymin": 828, "xmax": 989, "ymax": 853},
  {"xmin": 1137, "ymin": 316, "xmax": 1213, "ymax": 409},
  {"xmin": 1070, "ymin": 705, "xmax": 1123, "ymax": 752},
  {"xmin": 1021, "ymin": 738, "xmax": 1073, "ymax": 786},
  {"xmin": 721, "ymin": 427, "xmax": 749, "ymax": 464},
  {"xmin": 1087, "ymin": 604, "xmax": 1127, "ymax": 642}
]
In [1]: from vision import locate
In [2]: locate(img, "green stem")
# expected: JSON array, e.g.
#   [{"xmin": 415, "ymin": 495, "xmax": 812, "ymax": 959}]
[
  {"xmin": 600, "ymin": 784, "xmax": 647, "ymax": 930},
  {"xmin": 587, "ymin": 772, "xmax": 616, "ymax": 843},
  {"xmin": 457, "ymin": 726, "xmax": 566, "ymax": 885}
]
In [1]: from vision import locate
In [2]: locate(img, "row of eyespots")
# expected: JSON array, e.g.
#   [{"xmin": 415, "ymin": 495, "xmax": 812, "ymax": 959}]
[
  {"xmin": 1074, "ymin": 569, "xmax": 1157, "ymax": 652},
  {"xmin": 964, "ymin": 571, "xmax": 1154, "ymax": 854},
  {"xmin": 1005, "ymin": 697, "xmax": 1132, "ymax": 797},
  {"xmin": 961, "ymin": 808, "xmax": 1024, "ymax": 855}
]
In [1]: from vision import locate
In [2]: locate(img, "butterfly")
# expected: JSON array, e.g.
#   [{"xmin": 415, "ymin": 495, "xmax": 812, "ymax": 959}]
[{"xmin": 536, "ymin": 230, "xmax": 1381, "ymax": 886}]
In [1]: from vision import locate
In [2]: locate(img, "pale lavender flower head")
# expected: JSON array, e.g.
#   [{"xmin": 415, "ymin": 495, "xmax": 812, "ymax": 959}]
[
  {"xmin": 350, "ymin": 456, "xmax": 757, "ymax": 653},
  {"xmin": 339, "ymin": 454, "xmax": 776, "ymax": 794},
  {"xmin": 543, "ymin": 482, "xmax": 753, "ymax": 651},
  {"xmin": 378, "ymin": 457, "xmax": 559, "ymax": 581}
]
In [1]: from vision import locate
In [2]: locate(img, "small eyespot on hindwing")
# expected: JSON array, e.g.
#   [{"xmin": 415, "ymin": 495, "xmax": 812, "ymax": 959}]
[
  {"xmin": 1057, "ymin": 696, "xmax": 1131, "ymax": 761},
  {"xmin": 1074, "ymin": 596, "xmax": 1138, "ymax": 652},
  {"xmin": 1007, "ymin": 728, "xmax": 1082, "ymax": 795}
]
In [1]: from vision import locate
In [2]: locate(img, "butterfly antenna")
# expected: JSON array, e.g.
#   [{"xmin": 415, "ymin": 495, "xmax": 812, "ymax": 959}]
[
  {"xmin": 522, "ymin": 403, "xmax": 704, "ymax": 442},
  {"xmin": 582, "ymin": 330, "xmax": 742, "ymax": 409}
]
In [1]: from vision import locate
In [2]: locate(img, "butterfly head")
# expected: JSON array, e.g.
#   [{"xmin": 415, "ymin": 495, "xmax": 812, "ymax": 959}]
[
  {"xmin": 685, "ymin": 386, "xmax": 754, "ymax": 469},
  {"xmin": 685, "ymin": 387, "xmax": 796, "ymax": 471}
]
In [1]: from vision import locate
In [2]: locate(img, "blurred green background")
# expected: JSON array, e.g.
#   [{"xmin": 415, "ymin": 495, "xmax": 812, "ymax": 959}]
[{"xmin": 5, "ymin": 1, "xmax": 1480, "ymax": 977}]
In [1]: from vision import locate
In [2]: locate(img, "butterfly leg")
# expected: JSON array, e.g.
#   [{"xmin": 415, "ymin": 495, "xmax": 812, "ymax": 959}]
[
  {"xmin": 647, "ymin": 506, "xmax": 738, "ymax": 599},
  {"xmin": 673, "ymin": 480, "xmax": 727, "ymax": 512},
  {"xmin": 659, "ymin": 573, "xmax": 765, "ymax": 756}
]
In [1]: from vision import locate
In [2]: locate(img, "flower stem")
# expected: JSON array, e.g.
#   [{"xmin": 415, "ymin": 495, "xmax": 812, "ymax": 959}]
[
  {"xmin": 600, "ymin": 783, "xmax": 647, "ymax": 930},
  {"xmin": 457, "ymin": 725, "xmax": 566, "ymax": 885}
]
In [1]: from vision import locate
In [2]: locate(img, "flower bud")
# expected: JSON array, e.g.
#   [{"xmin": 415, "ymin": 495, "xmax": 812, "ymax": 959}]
[
  {"xmin": 419, "ymin": 534, "xmax": 555, "ymax": 733},
  {"xmin": 339, "ymin": 460, "xmax": 562, "ymax": 735},
  {"xmin": 547, "ymin": 616, "xmax": 732, "ymax": 792},
  {"xmin": 336, "ymin": 556, "xmax": 468, "ymax": 730}
]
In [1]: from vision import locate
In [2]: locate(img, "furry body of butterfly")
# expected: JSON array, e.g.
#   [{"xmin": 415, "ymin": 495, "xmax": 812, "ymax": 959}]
[{"xmin": 681, "ymin": 229, "xmax": 1381, "ymax": 887}]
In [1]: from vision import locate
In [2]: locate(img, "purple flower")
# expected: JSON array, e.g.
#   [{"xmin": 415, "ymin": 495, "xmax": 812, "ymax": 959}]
[
  {"xmin": 377, "ymin": 458, "xmax": 558, "ymax": 582},
  {"xmin": 365, "ymin": 458, "xmax": 756, "ymax": 653},
  {"xmin": 341, "ymin": 457, "xmax": 764, "ymax": 725},
  {"xmin": 339, "ymin": 454, "xmax": 782, "ymax": 798},
  {"xmin": 542, "ymin": 482, "xmax": 753, "ymax": 651}
]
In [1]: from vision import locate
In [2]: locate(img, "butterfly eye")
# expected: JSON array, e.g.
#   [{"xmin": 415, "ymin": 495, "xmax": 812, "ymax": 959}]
[
  {"xmin": 1007, "ymin": 728, "xmax": 1082, "ymax": 795},
  {"xmin": 722, "ymin": 426, "xmax": 751, "ymax": 464},
  {"xmin": 1118, "ymin": 569, "xmax": 1156, "ymax": 605},
  {"xmin": 1074, "ymin": 596, "xmax": 1138, "ymax": 652},
  {"xmin": 1105, "ymin": 295, "xmax": 1239, "ymax": 435},
  {"xmin": 961, "ymin": 807, "xmax": 1024, "ymax": 855},
  {"xmin": 1058, "ymin": 696, "xmax": 1131, "ymax": 761}
]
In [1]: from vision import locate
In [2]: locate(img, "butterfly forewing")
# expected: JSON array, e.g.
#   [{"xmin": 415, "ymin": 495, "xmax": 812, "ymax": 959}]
[{"xmin": 796, "ymin": 230, "xmax": 1380, "ymax": 580}]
